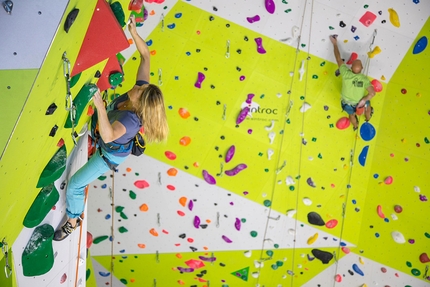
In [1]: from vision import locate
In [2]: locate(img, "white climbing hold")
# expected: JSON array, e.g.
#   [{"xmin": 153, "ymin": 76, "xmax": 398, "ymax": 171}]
[
  {"xmin": 265, "ymin": 120, "xmax": 275, "ymax": 131},
  {"xmin": 262, "ymin": 193, "xmax": 267, "ymax": 197},
  {"xmin": 286, "ymin": 176, "xmax": 295, "ymax": 185},
  {"xmin": 308, "ymin": 156, "xmax": 314, "ymax": 161},
  {"xmin": 303, "ymin": 197, "xmax": 312, "ymax": 206},
  {"xmin": 292, "ymin": 26, "xmax": 300, "ymax": 39},
  {"xmin": 254, "ymin": 260, "xmax": 263, "ymax": 268},
  {"xmin": 268, "ymin": 132, "xmax": 276, "ymax": 144},
  {"xmin": 78, "ymin": 258, "xmax": 85, "ymax": 266},
  {"xmin": 277, "ymin": 180, "xmax": 282, "ymax": 184},
  {"xmin": 276, "ymin": 93, "xmax": 282, "ymax": 98},
  {"xmin": 391, "ymin": 231, "xmax": 406, "ymax": 244},
  {"xmin": 297, "ymin": 264, "xmax": 302, "ymax": 268},
  {"xmin": 244, "ymin": 250, "xmax": 252, "ymax": 258},
  {"xmin": 300, "ymin": 102, "xmax": 311, "ymax": 113},
  {"xmin": 268, "ymin": 149, "xmax": 274, "ymax": 160},
  {"xmin": 414, "ymin": 186, "xmax": 420, "ymax": 193},
  {"xmin": 299, "ymin": 60, "xmax": 305, "ymax": 81},
  {"xmin": 286, "ymin": 209, "xmax": 296, "ymax": 217},
  {"xmin": 391, "ymin": 213, "xmax": 398, "ymax": 220},
  {"xmin": 252, "ymin": 272, "xmax": 260, "ymax": 278},
  {"xmin": 288, "ymin": 228, "xmax": 295, "ymax": 235},
  {"xmin": 289, "ymin": 71, "xmax": 294, "ymax": 77}
]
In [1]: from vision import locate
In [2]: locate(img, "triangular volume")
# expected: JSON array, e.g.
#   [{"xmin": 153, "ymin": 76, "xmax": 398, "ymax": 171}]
[
  {"xmin": 36, "ymin": 145, "xmax": 67, "ymax": 188},
  {"xmin": 231, "ymin": 266, "xmax": 249, "ymax": 282},
  {"xmin": 96, "ymin": 56, "xmax": 123, "ymax": 91},
  {"xmin": 70, "ymin": 0, "xmax": 130, "ymax": 77}
]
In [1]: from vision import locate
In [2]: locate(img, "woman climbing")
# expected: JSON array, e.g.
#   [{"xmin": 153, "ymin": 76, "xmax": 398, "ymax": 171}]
[{"xmin": 54, "ymin": 16, "xmax": 169, "ymax": 241}]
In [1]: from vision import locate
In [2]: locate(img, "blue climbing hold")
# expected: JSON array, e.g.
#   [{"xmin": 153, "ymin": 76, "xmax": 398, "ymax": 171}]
[
  {"xmin": 413, "ymin": 36, "xmax": 427, "ymax": 54},
  {"xmin": 105, "ymin": 214, "xmax": 111, "ymax": 220},
  {"xmin": 358, "ymin": 145, "xmax": 369, "ymax": 166},
  {"xmin": 352, "ymin": 264, "xmax": 364, "ymax": 276},
  {"xmin": 101, "ymin": 184, "xmax": 107, "ymax": 189},
  {"xmin": 99, "ymin": 271, "xmax": 110, "ymax": 277},
  {"xmin": 167, "ymin": 23, "xmax": 176, "ymax": 29},
  {"xmin": 413, "ymin": 0, "xmax": 419, "ymax": 4},
  {"xmin": 175, "ymin": 13, "xmax": 182, "ymax": 18},
  {"xmin": 373, "ymin": 173, "xmax": 379, "ymax": 179},
  {"xmin": 360, "ymin": 122, "xmax": 376, "ymax": 141},
  {"xmin": 146, "ymin": 39, "xmax": 153, "ymax": 46}
]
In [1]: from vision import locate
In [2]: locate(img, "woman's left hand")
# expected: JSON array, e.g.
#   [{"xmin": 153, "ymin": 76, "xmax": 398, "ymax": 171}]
[{"xmin": 93, "ymin": 90, "xmax": 105, "ymax": 110}]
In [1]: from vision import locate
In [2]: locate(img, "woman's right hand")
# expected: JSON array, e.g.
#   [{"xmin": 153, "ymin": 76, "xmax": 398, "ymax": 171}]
[
  {"xmin": 128, "ymin": 15, "xmax": 137, "ymax": 35},
  {"xmin": 93, "ymin": 90, "xmax": 105, "ymax": 110}
]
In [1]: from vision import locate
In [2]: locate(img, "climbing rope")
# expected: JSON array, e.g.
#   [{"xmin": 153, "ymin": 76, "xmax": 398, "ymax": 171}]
[
  {"xmin": 74, "ymin": 187, "xmax": 89, "ymax": 287},
  {"xmin": 110, "ymin": 170, "xmax": 115, "ymax": 287},
  {"xmin": 254, "ymin": 0, "xmax": 315, "ymax": 285}
]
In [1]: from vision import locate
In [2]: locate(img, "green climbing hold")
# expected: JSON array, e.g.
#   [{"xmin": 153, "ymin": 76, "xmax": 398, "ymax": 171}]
[
  {"xmin": 150, "ymin": 72, "xmax": 154, "ymax": 76},
  {"xmin": 284, "ymin": 9, "xmax": 292, "ymax": 13},
  {"xmin": 241, "ymin": 218, "xmax": 246, "ymax": 223},
  {"xmin": 23, "ymin": 183, "xmax": 60, "ymax": 228},
  {"xmin": 276, "ymin": 260, "xmax": 283, "ymax": 267},
  {"xmin": 22, "ymin": 224, "xmax": 55, "ymax": 276},
  {"xmin": 289, "ymin": 186, "xmax": 295, "ymax": 191},
  {"xmin": 110, "ymin": 2, "xmax": 126, "ymax": 27},
  {"xmin": 425, "ymin": 232, "xmax": 430, "ymax": 238},
  {"xmin": 318, "ymin": 153, "xmax": 323, "ymax": 159},
  {"xmin": 120, "ymin": 278, "xmax": 128, "ymax": 284},
  {"xmin": 98, "ymin": 175, "xmax": 107, "ymax": 181},
  {"xmin": 424, "ymin": 137, "xmax": 429, "ymax": 144},
  {"xmin": 364, "ymin": 4, "xmax": 369, "ymax": 8},
  {"xmin": 264, "ymin": 168, "xmax": 269, "ymax": 172},
  {"xmin": 129, "ymin": 190, "xmax": 136, "ymax": 200},
  {"xmin": 300, "ymin": 96, "xmax": 305, "ymax": 100},
  {"xmin": 271, "ymin": 264, "xmax": 278, "ymax": 270},
  {"xmin": 274, "ymin": 244, "xmax": 279, "ymax": 248},
  {"xmin": 93, "ymin": 235, "xmax": 109, "ymax": 244},
  {"xmin": 116, "ymin": 53, "xmax": 126, "ymax": 65},
  {"xmin": 260, "ymin": 94, "xmax": 265, "ymax": 99},
  {"xmin": 312, "ymin": 137, "xmax": 317, "ymax": 142},
  {"xmin": 135, "ymin": 173, "xmax": 140, "ymax": 176},
  {"xmin": 64, "ymin": 84, "xmax": 98, "ymax": 128},
  {"xmin": 329, "ymin": 123, "xmax": 334, "ymax": 128},
  {"xmin": 266, "ymin": 250, "xmax": 274, "ymax": 257},
  {"xmin": 86, "ymin": 268, "xmax": 91, "ymax": 281},
  {"xmin": 120, "ymin": 212, "xmax": 128, "ymax": 220},
  {"xmin": 411, "ymin": 268, "xmax": 421, "ymax": 276},
  {"xmin": 301, "ymin": 43, "xmax": 306, "ymax": 48},
  {"xmin": 406, "ymin": 261, "xmax": 412, "ymax": 267},
  {"xmin": 312, "ymin": 75, "xmax": 319, "ymax": 79},
  {"xmin": 282, "ymin": 0, "xmax": 288, "ymax": 3},
  {"xmin": 119, "ymin": 226, "xmax": 128, "ymax": 233},
  {"xmin": 230, "ymin": 266, "xmax": 249, "ymax": 282},
  {"xmin": 329, "ymin": 26, "xmax": 334, "ymax": 30},
  {"xmin": 286, "ymin": 119, "xmax": 291, "ymax": 124},
  {"xmin": 250, "ymin": 231, "xmax": 258, "ymax": 237},
  {"xmin": 115, "ymin": 206, "xmax": 125, "ymax": 213},
  {"xmin": 263, "ymin": 200, "xmax": 271, "ymax": 207},
  {"xmin": 36, "ymin": 145, "xmax": 67, "ymax": 188},
  {"xmin": 70, "ymin": 72, "xmax": 81, "ymax": 88},
  {"xmin": 258, "ymin": 152, "xmax": 263, "ymax": 156},
  {"xmin": 109, "ymin": 72, "xmax": 124, "ymax": 87},
  {"xmin": 320, "ymin": 61, "xmax": 326, "ymax": 66}
]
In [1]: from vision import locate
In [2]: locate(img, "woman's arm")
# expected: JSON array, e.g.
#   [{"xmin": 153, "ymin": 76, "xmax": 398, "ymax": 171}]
[{"xmin": 128, "ymin": 16, "xmax": 150, "ymax": 83}]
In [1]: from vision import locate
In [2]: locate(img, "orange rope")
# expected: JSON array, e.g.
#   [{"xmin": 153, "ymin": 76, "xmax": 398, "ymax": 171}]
[{"xmin": 74, "ymin": 185, "xmax": 89, "ymax": 287}]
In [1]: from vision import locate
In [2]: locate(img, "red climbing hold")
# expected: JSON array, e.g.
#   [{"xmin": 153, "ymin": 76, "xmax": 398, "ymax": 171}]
[
  {"xmin": 346, "ymin": 52, "xmax": 358, "ymax": 65},
  {"xmin": 336, "ymin": 117, "xmax": 350, "ymax": 130},
  {"xmin": 177, "ymin": 210, "xmax": 185, "ymax": 216},
  {"xmin": 165, "ymin": 151, "xmax": 177, "ymax": 160},
  {"xmin": 134, "ymin": 180, "xmax": 150, "ymax": 189},
  {"xmin": 87, "ymin": 231, "xmax": 93, "ymax": 249},
  {"xmin": 325, "ymin": 219, "xmax": 338, "ymax": 229},
  {"xmin": 167, "ymin": 185, "xmax": 176, "ymax": 191}
]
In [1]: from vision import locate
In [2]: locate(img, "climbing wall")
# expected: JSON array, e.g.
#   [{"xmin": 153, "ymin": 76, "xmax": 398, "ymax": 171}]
[{"xmin": 0, "ymin": 0, "xmax": 429, "ymax": 287}]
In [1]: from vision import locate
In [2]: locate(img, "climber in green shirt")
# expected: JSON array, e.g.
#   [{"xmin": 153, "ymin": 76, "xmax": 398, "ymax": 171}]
[{"xmin": 330, "ymin": 35, "xmax": 375, "ymax": 130}]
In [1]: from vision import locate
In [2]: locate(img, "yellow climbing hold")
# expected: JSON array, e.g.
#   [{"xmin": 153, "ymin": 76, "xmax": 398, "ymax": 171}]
[
  {"xmin": 416, "ymin": 93, "xmax": 421, "ymax": 98},
  {"xmin": 381, "ymin": 75, "xmax": 386, "ymax": 80},
  {"xmin": 359, "ymin": 257, "xmax": 365, "ymax": 264},
  {"xmin": 307, "ymin": 233, "xmax": 319, "ymax": 245},
  {"xmin": 361, "ymin": 284, "xmax": 368, "ymax": 287},
  {"xmin": 388, "ymin": 8, "xmax": 400, "ymax": 28},
  {"xmin": 368, "ymin": 46, "xmax": 381, "ymax": 58}
]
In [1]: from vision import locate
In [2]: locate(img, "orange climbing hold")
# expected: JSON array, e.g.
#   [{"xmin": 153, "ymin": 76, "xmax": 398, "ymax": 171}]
[
  {"xmin": 167, "ymin": 168, "xmax": 178, "ymax": 176},
  {"xmin": 139, "ymin": 203, "xmax": 149, "ymax": 212},
  {"xmin": 178, "ymin": 108, "xmax": 190, "ymax": 119},
  {"xmin": 137, "ymin": 243, "xmax": 146, "ymax": 248},
  {"xmin": 193, "ymin": 162, "xmax": 199, "ymax": 167},
  {"xmin": 179, "ymin": 197, "xmax": 187, "ymax": 207},
  {"xmin": 206, "ymin": 219, "xmax": 211, "ymax": 223},
  {"xmin": 87, "ymin": 105, "xmax": 94, "ymax": 116},
  {"xmin": 179, "ymin": 136, "xmax": 191, "ymax": 146},
  {"xmin": 178, "ymin": 280, "xmax": 185, "ymax": 285},
  {"xmin": 176, "ymin": 253, "xmax": 182, "ymax": 258},
  {"xmin": 130, "ymin": 279, "xmax": 135, "ymax": 283},
  {"xmin": 149, "ymin": 228, "xmax": 159, "ymax": 237},
  {"xmin": 126, "ymin": 167, "xmax": 132, "ymax": 172},
  {"xmin": 149, "ymin": 10, "xmax": 155, "ymax": 15},
  {"xmin": 150, "ymin": 50, "xmax": 156, "ymax": 55}
]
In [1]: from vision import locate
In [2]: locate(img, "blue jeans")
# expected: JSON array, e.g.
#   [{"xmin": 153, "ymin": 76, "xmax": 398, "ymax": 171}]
[
  {"xmin": 66, "ymin": 150, "xmax": 127, "ymax": 219},
  {"xmin": 341, "ymin": 100, "xmax": 370, "ymax": 115}
]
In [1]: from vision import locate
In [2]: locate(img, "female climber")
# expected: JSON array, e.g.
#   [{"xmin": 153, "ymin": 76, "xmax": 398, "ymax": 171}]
[{"xmin": 54, "ymin": 16, "xmax": 169, "ymax": 241}]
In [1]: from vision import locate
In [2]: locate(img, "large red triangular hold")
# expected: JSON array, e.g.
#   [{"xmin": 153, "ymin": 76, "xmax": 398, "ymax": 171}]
[
  {"xmin": 96, "ymin": 56, "xmax": 123, "ymax": 91},
  {"xmin": 71, "ymin": 0, "xmax": 130, "ymax": 77}
]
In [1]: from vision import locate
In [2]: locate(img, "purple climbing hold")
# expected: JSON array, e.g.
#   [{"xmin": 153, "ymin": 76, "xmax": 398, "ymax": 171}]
[
  {"xmin": 222, "ymin": 235, "xmax": 233, "ymax": 243},
  {"xmin": 177, "ymin": 267, "xmax": 194, "ymax": 273},
  {"xmin": 225, "ymin": 164, "xmax": 247, "ymax": 176},
  {"xmin": 193, "ymin": 216, "xmax": 201, "ymax": 228},
  {"xmin": 247, "ymin": 15, "xmax": 261, "ymax": 23},
  {"xmin": 236, "ymin": 107, "xmax": 249, "ymax": 124},
  {"xmin": 307, "ymin": 177, "xmax": 316, "ymax": 188},
  {"xmin": 199, "ymin": 256, "xmax": 217, "ymax": 262},
  {"xmin": 265, "ymin": 0, "xmax": 275, "ymax": 14},
  {"xmin": 225, "ymin": 145, "xmax": 235, "ymax": 163},
  {"xmin": 246, "ymin": 93, "xmax": 255, "ymax": 104},
  {"xmin": 202, "ymin": 170, "xmax": 216, "ymax": 185},
  {"xmin": 188, "ymin": 200, "xmax": 194, "ymax": 211},
  {"xmin": 255, "ymin": 37, "xmax": 266, "ymax": 54},
  {"xmin": 194, "ymin": 72, "xmax": 206, "ymax": 88},
  {"xmin": 235, "ymin": 218, "xmax": 241, "ymax": 231}
]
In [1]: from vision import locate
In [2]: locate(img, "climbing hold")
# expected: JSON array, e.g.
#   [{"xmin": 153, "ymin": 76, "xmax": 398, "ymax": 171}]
[
  {"xmin": 60, "ymin": 272, "xmax": 67, "ymax": 284},
  {"xmin": 134, "ymin": 180, "xmax": 149, "ymax": 189},
  {"xmin": 358, "ymin": 145, "xmax": 369, "ymax": 166},
  {"xmin": 255, "ymin": 37, "xmax": 266, "ymax": 54},
  {"xmin": 411, "ymin": 268, "xmax": 421, "ymax": 276},
  {"xmin": 263, "ymin": 200, "xmax": 271, "ymax": 207},
  {"xmin": 306, "ymin": 177, "xmax": 316, "ymax": 188},
  {"xmin": 174, "ymin": 12, "xmax": 182, "ymax": 18},
  {"xmin": 311, "ymin": 249, "xmax": 333, "ymax": 264},
  {"xmin": 247, "ymin": 15, "xmax": 260, "ymax": 23},
  {"xmin": 225, "ymin": 164, "xmax": 247, "ymax": 176},
  {"xmin": 371, "ymin": 79, "xmax": 383, "ymax": 92},
  {"xmin": 303, "ymin": 198, "xmax": 312, "ymax": 206},
  {"xmin": 325, "ymin": 219, "xmax": 338, "ymax": 229},
  {"xmin": 388, "ymin": 8, "xmax": 400, "ymax": 27},
  {"xmin": 165, "ymin": 151, "xmax": 177, "ymax": 160},
  {"xmin": 129, "ymin": 190, "xmax": 136, "ymax": 199},
  {"xmin": 225, "ymin": 145, "xmax": 235, "ymax": 163},
  {"xmin": 139, "ymin": 204, "xmax": 148, "ymax": 212},
  {"xmin": 167, "ymin": 23, "xmax": 175, "ymax": 29},
  {"xmin": 341, "ymin": 247, "xmax": 350, "ymax": 254},
  {"xmin": 300, "ymin": 102, "xmax": 311, "ymax": 113},
  {"xmin": 149, "ymin": 228, "xmax": 158, "ymax": 237},
  {"xmin": 265, "ymin": 0, "xmax": 275, "ymax": 14},
  {"xmin": 64, "ymin": 8, "xmax": 79, "ymax": 33},
  {"xmin": 286, "ymin": 176, "xmax": 295, "ymax": 185},
  {"xmin": 167, "ymin": 168, "xmax": 178, "ymax": 176},
  {"xmin": 240, "ymin": 75, "xmax": 245, "ymax": 81},
  {"xmin": 178, "ymin": 108, "xmax": 190, "ymax": 119},
  {"xmin": 118, "ymin": 226, "xmax": 128, "ymax": 233},
  {"xmin": 419, "ymin": 253, "xmax": 430, "ymax": 263},
  {"xmin": 250, "ymin": 231, "xmax": 258, "ymax": 237},
  {"xmin": 368, "ymin": 46, "xmax": 382, "ymax": 58},
  {"xmin": 307, "ymin": 212, "xmax": 325, "ymax": 226},
  {"xmin": 359, "ymin": 11, "xmax": 377, "ymax": 27},
  {"xmin": 307, "ymin": 233, "xmax": 319, "ymax": 245},
  {"xmin": 235, "ymin": 218, "xmax": 241, "ymax": 231},
  {"xmin": 22, "ymin": 224, "xmax": 55, "ymax": 276},
  {"xmin": 384, "ymin": 176, "xmax": 393, "ymax": 185},
  {"xmin": 394, "ymin": 205, "xmax": 402, "ymax": 213},
  {"xmin": 202, "ymin": 170, "xmax": 216, "ymax": 185},
  {"xmin": 236, "ymin": 107, "xmax": 250, "ymax": 124},
  {"xmin": 222, "ymin": 235, "xmax": 232, "ymax": 243},
  {"xmin": 391, "ymin": 231, "xmax": 406, "ymax": 243},
  {"xmin": 377, "ymin": 205, "xmax": 385, "ymax": 218},
  {"xmin": 194, "ymin": 72, "xmax": 206, "ymax": 88},
  {"xmin": 45, "ymin": 103, "xmax": 58, "ymax": 115},
  {"xmin": 179, "ymin": 136, "xmax": 191, "ymax": 146},
  {"xmin": 353, "ymin": 264, "xmax": 364, "ymax": 276},
  {"xmin": 335, "ymin": 274, "xmax": 342, "ymax": 282},
  {"xmin": 346, "ymin": 52, "xmax": 358, "ymax": 65},
  {"xmin": 93, "ymin": 235, "xmax": 109, "ymax": 244},
  {"xmin": 36, "ymin": 145, "xmax": 67, "ymax": 188},
  {"xmin": 360, "ymin": 122, "xmax": 376, "ymax": 141},
  {"xmin": 413, "ymin": 36, "xmax": 427, "ymax": 54},
  {"xmin": 23, "ymin": 184, "xmax": 59, "ymax": 228}
]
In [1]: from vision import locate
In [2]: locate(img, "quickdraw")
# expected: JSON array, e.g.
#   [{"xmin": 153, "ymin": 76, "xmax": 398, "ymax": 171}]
[
  {"xmin": 2, "ymin": 238, "xmax": 12, "ymax": 278},
  {"xmin": 62, "ymin": 52, "xmax": 78, "ymax": 145}
]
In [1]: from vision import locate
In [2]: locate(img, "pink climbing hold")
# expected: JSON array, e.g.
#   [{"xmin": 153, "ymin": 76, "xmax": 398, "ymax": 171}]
[
  {"xmin": 247, "ymin": 15, "xmax": 260, "ymax": 23},
  {"xmin": 359, "ymin": 11, "xmax": 377, "ymax": 27},
  {"xmin": 384, "ymin": 176, "xmax": 393, "ymax": 185},
  {"xmin": 134, "ymin": 180, "xmax": 150, "ymax": 189},
  {"xmin": 255, "ymin": 37, "xmax": 266, "ymax": 54},
  {"xmin": 222, "ymin": 235, "xmax": 232, "ymax": 243},
  {"xmin": 185, "ymin": 259, "xmax": 205, "ymax": 269},
  {"xmin": 60, "ymin": 273, "xmax": 67, "ymax": 284},
  {"xmin": 165, "ymin": 151, "xmax": 177, "ymax": 160},
  {"xmin": 265, "ymin": 0, "xmax": 275, "ymax": 14},
  {"xmin": 335, "ymin": 274, "xmax": 342, "ymax": 282},
  {"xmin": 325, "ymin": 219, "xmax": 338, "ymax": 229},
  {"xmin": 193, "ymin": 216, "xmax": 201, "ymax": 228},
  {"xmin": 246, "ymin": 93, "xmax": 255, "ymax": 104},
  {"xmin": 235, "ymin": 218, "xmax": 241, "ymax": 231},
  {"xmin": 341, "ymin": 247, "xmax": 350, "ymax": 254},
  {"xmin": 371, "ymin": 79, "xmax": 383, "ymax": 92},
  {"xmin": 394, "ymin": 205, "xmax": 402, "ymax": 213},
  {"xmin": 236, "ymin": 107, "xmax": 249, "ymax": 124},
  {"xmin": 188, "ymin": 200, "xmax": 194, "ymax": 211},
  {"xmin": 225, "ymin": 145, "xmax": 235, "ymax": 163},
  {"xmin": 194, "ymin": 72, "xmax": 206, "ymax": 88},
  {"xmin": 202, "ymin": 170, "xmax": 216, "ymax": 185},
  {"xmin": 336, "ymin": 117, "xmax": 350, "ymax": 130},
  {"xmin": 346, "ymin": 52, "xmax": 358, "ymax": 65},
  {"xmin": 225, "ymin": 164, "xmax": 247, "ymax": 176},
  {"xmin": 87, "ymin": 231, "xmax": 93, "ymax": 249}
]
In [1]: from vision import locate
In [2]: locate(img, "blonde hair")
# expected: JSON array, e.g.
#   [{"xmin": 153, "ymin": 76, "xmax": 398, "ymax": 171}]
[{"xmin": 135, "ymin": 84, "xmax": 169, "ymax": 143}]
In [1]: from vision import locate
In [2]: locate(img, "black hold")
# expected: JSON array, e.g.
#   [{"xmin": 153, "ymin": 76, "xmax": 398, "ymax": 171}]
[
  {"xmin": 339, "ymin": 21, "xmax": 346, "ymax": 28},
  {"xmin": 7, "ymin": 86, "xmax": 10, "ymax": 89},
  {"xmin": 220, "ymin": 136, "xmax": 225, "ymax": 140},
  {"xmin": 237, "ymin": 49, "xmax": 242, "ymax": 54},
  {"xmin": 348, "ymin": 270, "xmax": 354, "ymax": 275},
  {"xmin": 196, "ymin": 49, "xmax": 201, "ymax": 53},
  {"xmin": 244, "ymin": 36, "xmax": 248, "ymax": 41},
  {"xmin": 179, "ymin": 233, "xmax": 186, "ymax": 239},
  {"xmin": 219, "ymin": 263, "xmax": 226, "ymax": 267},
  {"xmin": 13, "ymin": 52, "xmax": 17, "ymax": 55},
  {"xmin": 214, "ymin": 146, "xmax": 219, "ymax": 151},
  {"xmin": 307, "ymin": 212, "xmax": 325, "ymax": 226},
  {"xmin": 224, "ymin": 214, "xmax": 228, "ymax": 218},
  {"xmin": 201, "ymin": 270, "xmax": 207, "ymax": 274},
  {"xmin": 45, "ymin": 103, "xmax": 57, "ymax": 115},
  {"xmin": 218, "ymin": 155, "xmax": 222, "ymax": 158},
  {"xmin": 204, "ymin": 67, "xmax": 208, "ymax": 71},
  {"xmin": 311, "ymin": 249, "xmax": 333, "ymax": 264},
  {"xmin": 213, "ymin": 6, "xmax": 218, "ymax": 11},
  {"xmin": 132, "ymin": 57, "xmax": 137, "ymax": 60},
  {"xmin": 327, "ymin": 115, "xmax": 331, "ymax": 119},
  {"xmin": 190, "ymin": 246, "xmax": 198, "ymax": 252},
  {"xmin": 335, "ymin": 69, "xmax": 340, "ymax": 77},
  {"xmin": 378, "ymin": 11, "xmax": 382, "ymax": 15},
  {"xmin": 94, "ymin": 70, "xmax": 101, "ymax": 78},
  {"xmin": 381, "ymin": 20, "xmax": 386, "ymax": 24},
  {"xmin": 64, "ymin": 8, "xmax": 79, "ymax": 33},
  {"xmin": 235, "ymin": 124, "xmax": 239, "ymax": 128},
  {"xmin": 38, "ymin": 11, "xmax": 42, "ymax": 15},
  {"xmin": 214, "ymin": 203, "xmax": 217, "ymax": 206},
  {"xmin": 49, "ymin": 125, "xmax": 58, "ymax": 137},
  {"xmin": 200, "ymin": 224, "xmax": 208, "ymax": 229},
  {"xmin": 184, "ymin": 166, "xmax": 189, "ymax": 169},
  {"xmin": 210, "ymin": 85, "xmax": 215, "ymax": 89},
  {"xmin": 209, "ymin": 16, "xmax": 214, "ymax": 21},
  {"xmin": 196, "ymin": 273, "xmax": 203, "ymax": 278},
  {"xmin": 236, "ymin": 66, "xmax": 241, "ymax": 71},
  {"xmin": 216, "ymin": 101, "xmax": 221, "ymax": 105},
  {"xmin": 341, "ymin": 157, "xmax": 345, "ymax": 161},
  {"xmin": 226, "ymin": 23, "xmax": 230, "ymax": 28},
  {"xmin": 194, "ymin": 117, "xmax": 199, "ymax": 121},
  {"xmin": 73, "ymin": 131, "xmax": 78, "ymax": 138},
  {"xmin": 60, "ymin": 181, "xmax": 66, "ymax": 190}
]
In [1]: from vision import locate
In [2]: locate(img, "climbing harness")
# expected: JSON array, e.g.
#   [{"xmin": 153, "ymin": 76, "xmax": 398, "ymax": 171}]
[{"xmin": 1, "ymin": 238, "xmax": 12, "ymax": 278}]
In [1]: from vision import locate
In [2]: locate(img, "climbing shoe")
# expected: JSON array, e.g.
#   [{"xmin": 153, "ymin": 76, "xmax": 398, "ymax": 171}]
[{"xmin": 53, "ymin": 218, "xmax": 81, "ymax": 241}]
